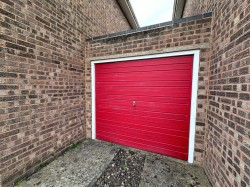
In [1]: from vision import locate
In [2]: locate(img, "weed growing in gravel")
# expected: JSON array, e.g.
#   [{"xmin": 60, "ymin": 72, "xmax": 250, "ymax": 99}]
[
  {"xmin": 124, "ymin": 162, "xmax": 128, "ymax": 169},
  {"xmin": 69, "ymin": 141, "xmax": 82, "ymax": 151},
  {"xmin": 14, "ymin": 179, "xmax": 23, "ymax": 186},
  {"xmin": 108, "ymin": 143, "xmax": 113, "ymax": 147}
]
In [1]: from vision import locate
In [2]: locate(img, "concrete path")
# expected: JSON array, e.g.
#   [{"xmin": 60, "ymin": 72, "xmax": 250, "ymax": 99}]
[
  {"xmin": 139, "ymin": 153, "xmax": 211, "ymax": 187},
  {"xmin": 17, "ymin": 140, "xmax": 211, "ymax": 187}
]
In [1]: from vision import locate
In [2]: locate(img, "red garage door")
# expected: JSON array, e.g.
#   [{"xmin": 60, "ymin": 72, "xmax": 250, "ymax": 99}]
[{"xmin": 95, "ymin": 55, "xmax": 193, "ymax": 160}]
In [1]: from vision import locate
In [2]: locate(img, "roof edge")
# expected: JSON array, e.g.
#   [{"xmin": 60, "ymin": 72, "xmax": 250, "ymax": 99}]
[
  {"xmin": 86, "ymin": 12, "xmax": 212, "ymax": 42},
  {"xmin": 172, "ymin": 0, "xmax": 186, "ymax": 19},
  {"xmin": 117, "ymin": 0, "xmax": 139, "ymax": 29}
]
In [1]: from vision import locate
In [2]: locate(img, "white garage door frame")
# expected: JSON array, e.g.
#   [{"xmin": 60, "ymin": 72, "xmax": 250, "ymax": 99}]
[{"xmin": 91, "ymin": 50, "xmax": 200, "ymax": 163}]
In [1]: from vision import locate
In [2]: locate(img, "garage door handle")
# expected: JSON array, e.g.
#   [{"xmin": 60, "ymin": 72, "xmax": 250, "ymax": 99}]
[{"xmin": 133, "ymin": 101, "xmax": 136, "ymax": 106}]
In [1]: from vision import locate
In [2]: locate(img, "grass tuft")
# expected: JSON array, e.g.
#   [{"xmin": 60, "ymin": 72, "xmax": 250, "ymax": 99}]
[
  {"xmin": 68, "ymin": 141, "xmax": 82, "ymax": 151},
  {"xmin": 14, "ymin": 179, "xmax": 23, "ymax": 186}
]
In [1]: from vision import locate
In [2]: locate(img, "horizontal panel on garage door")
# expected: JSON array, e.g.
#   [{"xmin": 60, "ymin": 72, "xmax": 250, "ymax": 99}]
[
  {"xmin": 96, "ymin": 63, "xmax": 192, "ymax": 74},
  {"xmin": 97, "ymin": 121, "xmax": 189, "ymax": 139},
  {"xmin": 96, "ymin": 101, "xmax": 190, "ymax": 115},
  {"xmin": 96, "ymin": 95, "xmax": 190, "ymax": 104},
  {"xmin": 96, "ymin": 80, "xmax": 191, "ymax": 87},
  {"xmin": 96, "ymin": 70, "xmax": 192, "ymax": 82},
  {"xmin": 96, "ymin": 88, "xmax": 191, "ymax": 99},
  {"xmin": 96, "ymin": 107, "xmax": 190, "ymax": 121},
  {"xmin": 95, "ymin": 56, "xmax": 193, "ymax": 69},
  {"xmin": 95, "ymin": 55, "xmax": 193, "ymax": 161}
]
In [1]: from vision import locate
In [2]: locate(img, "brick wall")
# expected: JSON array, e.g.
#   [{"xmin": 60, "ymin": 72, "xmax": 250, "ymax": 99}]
[
  {"xmin": 0, "ymin": 0, "xmax": 130, "ymax": 186},
  {"xmin": 183, "ymin": 0, "xmax": 215, "ymax": 17},
  {"xmin": 183, "ymin": 0, "xmax": 250, "ymax": 187},
  {"xmin": 85, "ymin": 14, "xmax": 212, "ymax": 165}
]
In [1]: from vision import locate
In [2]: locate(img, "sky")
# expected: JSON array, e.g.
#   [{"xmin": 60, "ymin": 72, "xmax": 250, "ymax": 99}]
[{"xmin": 130, "ymin": 0, "xmax": 175, "ymax": 27}]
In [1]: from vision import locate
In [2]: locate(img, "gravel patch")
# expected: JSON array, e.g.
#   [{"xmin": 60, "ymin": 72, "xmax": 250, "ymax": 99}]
[{"xmin": 92, "ymin": 149, "xmax": 145, "ymax": 187}]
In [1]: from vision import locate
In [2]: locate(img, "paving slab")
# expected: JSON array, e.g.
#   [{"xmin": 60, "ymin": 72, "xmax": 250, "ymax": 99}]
[
  {"xmin": 139, "ymin": 153, "xmax": 212, "ymax": 187},
  {"xmin": 17, "ymin": 140, "xmax": 120, "ymax": 187},
  {"xmin": 16, "ymin": 140, "xmax": 211, "ymax": 187}
]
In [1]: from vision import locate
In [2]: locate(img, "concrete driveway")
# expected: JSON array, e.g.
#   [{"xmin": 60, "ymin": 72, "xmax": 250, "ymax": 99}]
[{"xmin": 17, "ymin": 140, "xmax": 212, "ymax": 187}]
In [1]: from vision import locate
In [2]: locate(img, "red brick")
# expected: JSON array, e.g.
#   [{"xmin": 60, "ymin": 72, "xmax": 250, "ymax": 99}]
[
  {"xmin": 0, "ymin": 0, "xmax": 131, "ymax": 186},
  {"xmin": 184, "ymin": 0, "xmax": 250, "ymax": 186}
]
